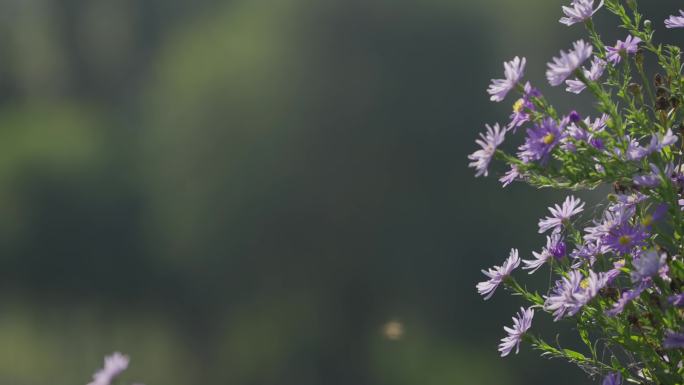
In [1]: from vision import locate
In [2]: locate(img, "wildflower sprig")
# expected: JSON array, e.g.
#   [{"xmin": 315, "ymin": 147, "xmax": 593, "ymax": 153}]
[{"xmin": 470, "ymin": 2, "xmax": 684, "ymax": 384}]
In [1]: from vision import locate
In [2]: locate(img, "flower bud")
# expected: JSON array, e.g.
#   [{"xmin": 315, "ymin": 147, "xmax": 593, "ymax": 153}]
[
  {"xmin": 644, "ymin": 19, "xmax": 652, "ymax": 29},
  {"xmin": 654, "ymin": 73, "xmax": 664, "ymax": 87}
]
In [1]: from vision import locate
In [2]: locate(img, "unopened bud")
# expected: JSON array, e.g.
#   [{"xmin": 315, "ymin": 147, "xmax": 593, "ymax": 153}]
[
  {"xmin": 644, "ymin": 19, "xmax": 652, "ymax": 29},
  {"xmin": 627, "ymin": 83, "xmax": 641, "ymax": 96}
]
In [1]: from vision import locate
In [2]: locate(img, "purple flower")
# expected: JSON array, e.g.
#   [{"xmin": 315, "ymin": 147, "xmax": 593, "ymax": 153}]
[
  {"xmin": 509, "ymin": 82, "xmax": 540, "ymax": 130},
  {"xmin": 604, "ymin": 224, "xmax": 648, "ymax": 254},
  {"xmin": 518, "ymin": 117, "xmax": 566, "ymax": 164},
  {"xmin": 646, "ymin": 128, "xmax": 678, "ymax": 153},
  {"xmin": 606, "ymin": 35, "xmax": 642, "ymax": 64},
  {"xmin": 476, "ymin": 248, "xmax": 520, "ymax": 300},
  {"xmin": 546, "ymin": 40, "xmax": 593, "ymax": 86},
  {"xmin": 468, "ymin": 123, "xmax": 506, "ymax": 177},
  {"xmin": 544, "ymin": 270, "xmax": 585, "ymax": 320},
  {"xmin": 566, "ymin": 56, "xmax": 607, "ymax": 94},
  {"xmin": 538, "ymin": 195, "xmax": 585, "ymax": 234},
  {"xmin": 606, "ymin": 280, "xmax": 650, "ymax": 316},
  {"xmin": 87, "ymin": 352, "xmax": 130, "ymax": 385},
  {"xmin": 631, "ymin": 249, "xmax": 666, "ymax": 283},
  {"xmin": 668, "ymin": 293, "xmax": 684, "ymax": 307},
  {"xmin": 523, "ymin": 234, "xmax": 564, "ymax": 274},
  {"xmin": 602, "ymin": 372, "xmax": 621, "ymax": 385},
  {"xmin": 488, "ymin": 57, "xmax": 526, "ymax": 102},
  {"xmin": 499, "ymin": 165, "xmax": 520, "ymax": 187},
  {"xmin": 665, "ymin": 10, "xmax": 684, "ymax": 28},
  {"xmin": 663, "ymin": 330, "xmax": 684, "ymax": 349},
  {"xmin": 560, "ymin": 0, "xmax": 604, "ymax": 26},
  {"xmin": 498, "ymin": 307, "xmax": 534, "ymax": 357}
]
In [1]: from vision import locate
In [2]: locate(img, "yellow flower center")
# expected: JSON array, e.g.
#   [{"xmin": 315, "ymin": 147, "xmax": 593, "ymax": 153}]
[
  {"xmin": 513, "ymin": 99, "xmax": 525, "ymax": 113},
  {"xmin": 542, "ymin": 133, "xmax": 556, "ymax": 145},
  {"xmin": 618, "ymin": 235, "xmax": 632, "ymax": 246},
  {"xmin": 580, "ymin": 278, "xmax": 590, "ymax": 289},
  {"xmin": 641, "ymin": 215, "xmax": 653, "ymax": 227}
]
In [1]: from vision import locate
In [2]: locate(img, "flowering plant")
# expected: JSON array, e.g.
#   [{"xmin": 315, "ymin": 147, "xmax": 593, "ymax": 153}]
[{"xmin": 471, "ymin": 1, "xmax": 684, "ymax": 384}]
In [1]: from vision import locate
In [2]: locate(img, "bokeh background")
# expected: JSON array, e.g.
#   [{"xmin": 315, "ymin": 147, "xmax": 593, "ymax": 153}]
[{"xmin": 0, "ymin": 0, "xmax": 682, "ymax": 384}]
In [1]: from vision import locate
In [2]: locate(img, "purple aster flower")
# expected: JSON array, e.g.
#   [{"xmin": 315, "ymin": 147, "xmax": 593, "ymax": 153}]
[
  {"xmin": 634, "ymin": 163, "xmax": 673, "ymax": 188},
  {"xmin": 646, "ymin": 128, "xmax": 678, "ymax": 154},
  {"xmin": 665, "ymin": 10, "xmax": 684, "ymax": 28},
  {"xmin": 615, "ymin": 192, "xmax": 646, "ymax": 206},
  {"xmin": 566, "ymin": 56, "xmax": 607, "ymax": 94},
  {"xmin": 518, "ymin": 117, "xmax": 566, "ymax": 164},
  {"xmin": 546, "ymin": 40, "xmax": 593, "ymax": 86},
  {"xmin": 499, "ymin": 165, "xmax": 520, "ymax": 187},
  {"xmin": 544, "ymin": 270, "xmax": 585, "ymax": 320},
  {"xmin": 603, "ymin": 372, "xmax": 621, "ymax": 385},
  {"xmin": 509, "ymin": 82, "xmax": 540, "ymax": 131},
  {"xmin": 488, "ymin": 57, "xmax": 526, "ymax": 102},
  {"xmin": 663, "ymin": 330, "xmax": 684, "ymax": 349},
  {"xmin": 87, "ymin": 352, "xmax": 130, "ymax": 385},
  {"xmin": 476, "ymin": 248, "xmax": 521, "ymax": 300},
  {"xmin": 571, "ymin": 241, "xmax": 601, "ymax": 267},
  {"xmin": 523, "ymin": 234, "xmax": 564, "ymax": 274},
  {"xmin": 498, "ymin": 307, "xmax": 534, "ymax": 357},
  {"xmin": 468, "ymin": 123, "xmax": 506, "ymax": 177},
  {"xmin": 642, "ymin": 203, "xmax": 668, "ymax": 228},
  {"xmin": 631, "ymin": 249, "xmax": 666, "ymax": 283},
  {"xmin": 604, "ymin": 223, "xmax": 648, "ymax": 254},
  {"xmin": 582, "ymin": 270, "xmax": 609, "ymax": 304},
  {"xmin": 606, "ymin": 35, "xmax": 642, "ymax": 64},
  {"xmin": 668, "ymin": 293, "xmax": 684, "ymax": 307},
  {"xmin": 606, "ymin": 280, "xmax": 650, "ymax": 316},
  {"xmin": 538, "ymin": 195, "xmax": 585, "ymax": 234},
  {"xmin": 560, "ymin": 0, "xmax": 604, "ymax": 26}
]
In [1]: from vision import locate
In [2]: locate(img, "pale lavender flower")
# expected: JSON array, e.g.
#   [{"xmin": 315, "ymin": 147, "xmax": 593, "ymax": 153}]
[
  {"xmin": 477, "ymin": 248, "xmax": 521, "ymax": 300},
  {"xmin": 538, "ymin": 195, "xmax": 585, "ymax": 234},
  {"xmin": 499, "ymin": 165, "xmax": 520, "ymax": 187},
  {"xmin": 522, "ymin": 234, "xmax": 564, "ymax": 274},
  {"xmin": 603, "ymin": 372, "xmax": 621, "ymax": 385},
  {"xmin": 631, "ymin": 249, "xmax": 666, "ymax": 283},
  {"xmin": 668, "ymin": 293, "xmax": 684, "ymax": 307},
  {"xmin": 663, "ymin": 331, "xmax": 684, "ymax": 349},
  {"xmin": 518, "ymin": 117, "xmax": 566, "ymax": 163},
  {"xmin": 546, "ymin": 40, "xmax": 593, "ymax": 86},
  {"xmin": 544, "ymin": 270, "xmax": 585, "ymax": 320},
  {"xmin": 87, "ymin": 352, "xmax": 130, "ymax": 385},
  {"xmin": 560, "ymin": 0, "xmax": 604, "ymax": 26},
  {"xmin": 488, "ymin": 57, "xmax": 526, "ymax": 102},
  {"xmin": 665, "ymin": 10, "xmax": 684, "ymax": 28},
  {"xmin": 606, "ymin": 35, "xmax": 642, "ymax": 64},
  {"xmin": 498, "ymin": 307, "xmax": 534, "ymax": 357},
  {"xmin": 646, "ymin": 128, "xmax": 678, "ymax": 153},
  {"xmin": 468, "ymin": 123, "xmax": 506, "ymax": 177},
  {"xmin": 566, "ymin": 56, "xmax": 606, "ymax": 94},
  {"xmin": 606, "ymin": 280, "xmax": 650, "ymax": 316}
]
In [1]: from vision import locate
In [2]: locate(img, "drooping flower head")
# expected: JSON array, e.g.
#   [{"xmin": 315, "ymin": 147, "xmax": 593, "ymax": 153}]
[
  {"xmin": 518, "ymin": 117, "xmax": 566, "ymax": 164},
  {"xmin": 499, "ymin": 164, "xmax": 520, "ymax": 187},
  {"xmin": 606, "ymin": 280, "xmax": 650, "ymax": 317},
  {"xmin": 476, "ymin": 248, "xmax": 520, "ymax": 300},
  {"xmin": 488, "ymin": 57, "xmax": 526, "ymax": 102},
  {"xmin": 606, "ymin": 35, "xmax": 642, "ymax": 64},
  {"xmin": 538, "ymin": 195, "xmax": 585, "ymax": 234},
  {"xmin": 87, "ymin": 352, "xmax": 130, "ymax": 385},
  {"xmin": 498, "ymin": 307, "xmax": 534, "ymax": 357},
  {"xmin": 566, "ymin": 56, "xmax": 606, "ymax": 94},
  {"xmin": 546, "ymin": 40, "xmax": 593, "ymax": 86},
  {"xmin": 468, "ymin": 123, "xmax": 506, "ymax": 177},
  {"xmin": 559, "ymin": 0, "xmax": 604, "ymax": 26},
  {"xmin": 665, "ymin": 10, "xmax": 684, "ymax": 28}
]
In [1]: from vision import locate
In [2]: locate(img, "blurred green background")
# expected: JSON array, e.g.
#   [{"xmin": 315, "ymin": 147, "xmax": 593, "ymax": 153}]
[{"xmin": 0, "ymin": 1, "xmax": 681, "ymax": 384}]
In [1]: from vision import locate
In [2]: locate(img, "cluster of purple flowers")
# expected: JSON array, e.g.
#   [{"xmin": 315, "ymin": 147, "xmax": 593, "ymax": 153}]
[{"xmin": 470, "ymin": 2, "xmax": 684, "ymax": 384}]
